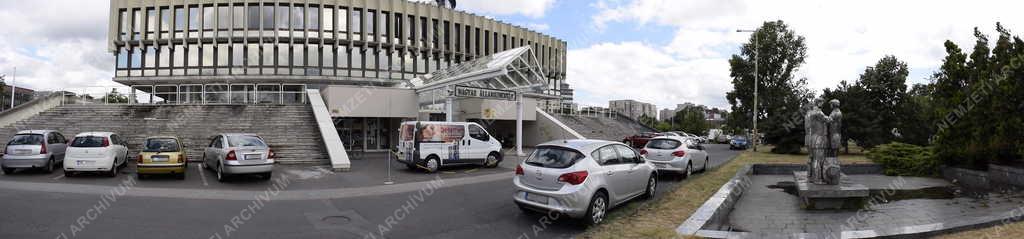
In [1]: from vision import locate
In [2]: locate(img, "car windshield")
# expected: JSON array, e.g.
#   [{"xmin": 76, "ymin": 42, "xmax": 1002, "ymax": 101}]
[
  {"xmin": 8, "ymin": 134, "xmax": 44, "ymax": 146},
  {"xmin": 144, "ymin": 138, "xmax": 180, "ymax": 152},
  {"xmin": 71, "ymin": 136, "xmax": 106, "ymax": 148},
  {"xmin": 524, "ymin": 146, "xmax": 584, "ymax": 169},
  {"xmin": 227, "ymin": 135, "xmax": 267, "ymax": 148},
  {"xmin": 646, "ymin": 139, "xmax": 681, "ymax": 150}
]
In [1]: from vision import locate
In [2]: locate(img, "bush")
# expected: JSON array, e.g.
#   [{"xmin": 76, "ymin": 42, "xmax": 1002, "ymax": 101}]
[{"xmin": 867, "ymin": 142, "xmax": 941, "ymax": 177}]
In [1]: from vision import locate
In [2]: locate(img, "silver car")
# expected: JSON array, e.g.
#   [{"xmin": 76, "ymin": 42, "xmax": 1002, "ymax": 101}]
[
  {"xmin": 642, "ymin": 136, "xmax": 709, "ymax": 179},
  {"xmin": 513, "ymin": 139, "xmax": 657, "ymax": 226},
  {"xmin": 2, "ymin": 130, "xmax": 68, "ymax": 174},
  {"xmin": 202, "ymin": 134, "xmax": 275, "ymax": 182}
]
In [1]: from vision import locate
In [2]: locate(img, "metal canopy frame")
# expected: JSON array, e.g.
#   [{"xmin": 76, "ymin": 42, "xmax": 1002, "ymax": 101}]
[{"xmin": 410, "ymin": 46, "xmax": 548, "ymax": 94}]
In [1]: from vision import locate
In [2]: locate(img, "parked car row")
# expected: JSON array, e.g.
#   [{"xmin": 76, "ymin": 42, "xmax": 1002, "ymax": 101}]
[
  {"xmin": 512, "ymin": 135, "xmax": 711, "ymax": 226},
  {"xmin": 1, "ymin": 130, "xmax": 275, "ymax": 182}
]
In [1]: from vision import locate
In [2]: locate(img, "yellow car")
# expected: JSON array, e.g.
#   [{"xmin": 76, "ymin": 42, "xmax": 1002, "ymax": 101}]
[{"xmin": 136, "ymin": 136, "xmax": 187, "ymax": 180}]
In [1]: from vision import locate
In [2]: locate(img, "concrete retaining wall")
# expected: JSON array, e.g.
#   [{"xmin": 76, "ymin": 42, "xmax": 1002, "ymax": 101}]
[
  {"xmin": 524, "ymin": 108, "xmax": 584, "ymax": 146},
  {"xmin": 752, "ymin": 164, "xmax": 884, "ymax": 175},
  {"xmin": 676, "ymin": 165, "xmax": 753, "ymax": 235},
  {"xmin": 0, "ymin": 92, "xmax": 63, "ymax": 128},
  {"xmin": 942, "ymin": 164, "xmax": 1024, "ymax": 190},
  {"xmin": 989, "ymin": 164, "xmax": 1024, "ymax": 188}
]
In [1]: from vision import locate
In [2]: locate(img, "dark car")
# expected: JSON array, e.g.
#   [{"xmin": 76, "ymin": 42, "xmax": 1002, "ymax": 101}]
[
  {"xmin": 729, "ymin": 135, "xmax": 753, "ymax": 150},
  {"xmin": 729, "ymin": 136, "xmax": 750, "ymax": 150},
  {"xmin": 623, "ymin": 132, "xmax": 663, "ymax": 148}
]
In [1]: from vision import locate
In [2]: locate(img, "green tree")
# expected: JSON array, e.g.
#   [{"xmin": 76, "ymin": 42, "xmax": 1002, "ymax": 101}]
[
  {"xmin": 102, "ymin": 88, "xmax": 129, "ymax": 104},
  {"xmin": 673, "ymin": 107, "xmax": 708, "ymax": 135},
  {"xmin": 932, "ymin": 23, "xmax": 1024, "ymax": 168},
  {"xmin": 854, "ymin": 55, "xmax": 910, "ymax": 148},
  {"xmin": 725, "ymin": 20, "xmax": 811, "ymax": 154}
]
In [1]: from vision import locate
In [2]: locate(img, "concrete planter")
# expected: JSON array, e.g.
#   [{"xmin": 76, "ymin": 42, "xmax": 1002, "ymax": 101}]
[{"xmin": 988, "ymin": 164, "xmax": 1024, "ymax": 188}]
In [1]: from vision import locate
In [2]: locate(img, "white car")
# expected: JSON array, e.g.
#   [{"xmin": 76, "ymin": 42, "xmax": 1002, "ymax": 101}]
[
  {"xmin": 63, "ymin": 132, "xmax": 129, "ymax": 177},
  {"xmin": 513, "ymin": 139, "xmax": 657, "ymax": 226},
  {"xmin": 641, "ymin": 136, "xmax": 709, "ymax": 179}
]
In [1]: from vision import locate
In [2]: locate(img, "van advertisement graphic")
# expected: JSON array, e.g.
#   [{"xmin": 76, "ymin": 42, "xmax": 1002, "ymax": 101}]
[{"xmin": 419, "ymin": 124, "xmax": 465, "ymax": 143}]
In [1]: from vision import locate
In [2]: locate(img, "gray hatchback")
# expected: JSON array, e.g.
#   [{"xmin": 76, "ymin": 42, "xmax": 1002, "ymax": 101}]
[{"xmin": 2, "ymin": 130, "xmax": 68, "ymax": 174}]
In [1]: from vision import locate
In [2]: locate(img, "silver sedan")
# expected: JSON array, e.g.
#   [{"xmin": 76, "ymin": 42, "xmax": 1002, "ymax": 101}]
[
  {"xmin": 202, "ymin": 134, "xmax": 275, "ymax": 182},
  {"xmin": 642, "ymin": 136, "xmax": 709, "ymax": 180},
  {"xmin": 513, "ymin": 139, "xmax": 658, "ymax": 226}
]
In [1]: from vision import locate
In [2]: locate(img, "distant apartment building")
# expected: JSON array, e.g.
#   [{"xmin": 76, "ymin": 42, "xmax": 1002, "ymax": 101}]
[
  {"xmin": 658, "ymin": 103, "xmax": 697, "ymax": 121},
  {"xmin": 609, "ymin": 99, "xmax": 655, "ymax": 121},
  {"xmin": 659, "ymin": 108, "xmax": 676, "ymax": 121}
]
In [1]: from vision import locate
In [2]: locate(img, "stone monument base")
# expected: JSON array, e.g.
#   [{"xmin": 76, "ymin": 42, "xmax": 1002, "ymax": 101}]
[{"xmin": 793, "ymin": 171, "xmax": 869, "ymax": 210}]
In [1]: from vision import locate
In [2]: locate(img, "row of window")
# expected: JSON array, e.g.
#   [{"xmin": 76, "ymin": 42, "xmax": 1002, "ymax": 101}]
[
  {"xmin": 131, "ymin": 84, "xmax": 306, "ymax": 105},
  {"xmin": 114, "ymin": 44, "xmax": 459, "ymax": 79},
  {"xmin": 116, "ymin": 4, "xmax": 564, "ymax": 67}
]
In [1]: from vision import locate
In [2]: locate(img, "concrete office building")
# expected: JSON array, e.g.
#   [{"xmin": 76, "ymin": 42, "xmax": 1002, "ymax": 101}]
[
  {"xmin": 609, "ymin": 99, "xmax": 655, "ymax": 121},
  {"xmin": 108, "ymin": 0, "xmax": 569, "ymax": 152}
]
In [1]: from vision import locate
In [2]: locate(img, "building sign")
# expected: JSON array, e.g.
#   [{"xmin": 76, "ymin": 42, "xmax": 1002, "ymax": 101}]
[{"xmin": 452, "ymin": 85, "xmax": 516, "ymax": 101}]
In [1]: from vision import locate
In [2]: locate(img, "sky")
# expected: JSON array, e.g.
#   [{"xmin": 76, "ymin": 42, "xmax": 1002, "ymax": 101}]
[{"xmin": 1, "ymin": 0, "xmax": 1022, "ymax": 110}]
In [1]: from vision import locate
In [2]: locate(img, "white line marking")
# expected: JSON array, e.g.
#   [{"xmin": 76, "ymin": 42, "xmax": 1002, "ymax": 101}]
[
  {"xmin": 51, "ymin": 174, "xmax": 64, "ymax": 180},
  {"xmin": 195, "ymin": 163, "xmax": 208, "ymax": 186}
]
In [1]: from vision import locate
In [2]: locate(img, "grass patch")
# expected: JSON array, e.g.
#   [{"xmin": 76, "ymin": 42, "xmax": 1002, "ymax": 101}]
[{"xmin": 579, "ymin": 146, "xmax": 872, "ymax": 239}]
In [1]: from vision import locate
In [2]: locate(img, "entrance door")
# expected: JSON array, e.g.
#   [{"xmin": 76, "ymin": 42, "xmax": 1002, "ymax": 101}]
[{"xmin": 366, "ymin": 118, "xmax": 380, "ymax": 151}]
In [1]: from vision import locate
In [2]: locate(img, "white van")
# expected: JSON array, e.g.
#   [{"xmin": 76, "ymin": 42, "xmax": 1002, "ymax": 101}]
[{"xmin": 397, "ymin": 121, "xmax": 504, "ymax": 173}]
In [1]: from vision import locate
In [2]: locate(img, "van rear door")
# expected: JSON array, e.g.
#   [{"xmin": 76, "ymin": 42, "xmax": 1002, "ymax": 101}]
[{"xmin": 398, "ymin": 123, "xmax": 418, "ymax": 162}]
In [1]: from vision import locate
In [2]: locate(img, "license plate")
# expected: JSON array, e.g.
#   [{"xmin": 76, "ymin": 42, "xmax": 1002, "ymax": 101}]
[
  {"xmin": 525, "ymin": 193, "xmax": 549, "ymax": 204},
  {"xmin": 76, "ymin": 161, "xmax": 93, "ymax": 166},
  {"xmin": 15, "ymin": 149, "xmax": 30, "ymax": 155},
  {"xmin": 244, "ymin": 154, "xmax": 261, "ymax": 161},
  {"xmin": 151, "ymin": 156, "xmax": 169, "ymax": 162}
]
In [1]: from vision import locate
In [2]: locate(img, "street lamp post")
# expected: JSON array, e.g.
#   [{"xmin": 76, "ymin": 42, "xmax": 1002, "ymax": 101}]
[{"xmin": 737, "ymin": 29, "xmax": 758, "ymax": 152}]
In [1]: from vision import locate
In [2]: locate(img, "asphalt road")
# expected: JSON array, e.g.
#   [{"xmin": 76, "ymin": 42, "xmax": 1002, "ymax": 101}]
[{"xmin": 0, "ymin": 144, "xmax": 742, "ymax": 239}]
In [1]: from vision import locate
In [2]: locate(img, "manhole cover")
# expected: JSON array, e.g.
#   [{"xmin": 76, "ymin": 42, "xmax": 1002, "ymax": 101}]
[{"xmin": 322, "ymin": 216, "xmax": 352, "ymax": 225}]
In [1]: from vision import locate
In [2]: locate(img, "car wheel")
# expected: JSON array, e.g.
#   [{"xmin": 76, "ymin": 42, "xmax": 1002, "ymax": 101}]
[
  {"xmin": 216, "ymin": 163, "xmax": 228, "ymax": 182},
  {"xmin": 423, "ymin": 156, "xmax": 440, "ymax": 173},
  {"xmin": 703, "ymin": 158, "xmax": 710, "ymax": 173},
  {"xmin": 107, "ymin": 160, "xmax": 119, "ymax": 177},
  {"xmin": 483, "ymin": 153, "xmax": 500, "ymax": 168},
  {"xmin": 683, "ymin": 163, "xmax": 692, "ymax": 179},
  {"xmin": 43, "ymin": 157, "xmax": 55, "ymax": 173},
  {"xmin": 642, "ymin": 175, "xmax": 657, "ymax": 200},
  {"xmin": 583, "ymin": 191, "xmax": 608, "ymax": 227},
  {"xmin": 2, "ymin": 166, "xmax": 13, "ymax": 175}
]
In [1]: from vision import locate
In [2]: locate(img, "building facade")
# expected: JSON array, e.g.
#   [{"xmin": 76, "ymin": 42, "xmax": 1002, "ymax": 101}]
[
  {"xmin": 107, "ymin": 0, "xmax": 568, "ymax": 152},
  {"xmin": 609, "ymin": 99, "xmax": 655, "ymax": 121},
  {"xmin": 108, "ymin": 0, "xmax": 567, "ymax": 105}
]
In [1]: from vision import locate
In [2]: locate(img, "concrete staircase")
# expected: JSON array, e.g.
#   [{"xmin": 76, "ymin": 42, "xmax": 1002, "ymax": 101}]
[
  {"xmin": 0, "ymin": 104, "xmax": 328, "ymax": 164},
  {"xmin": 551, "ymin": 114, "xmax": 657, "ymax": 141}
]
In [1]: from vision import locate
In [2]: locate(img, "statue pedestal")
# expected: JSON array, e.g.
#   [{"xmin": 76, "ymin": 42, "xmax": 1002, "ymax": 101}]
[{"xmin": 793, "ymin": 171, "xmax": 869, "ymax": 210}]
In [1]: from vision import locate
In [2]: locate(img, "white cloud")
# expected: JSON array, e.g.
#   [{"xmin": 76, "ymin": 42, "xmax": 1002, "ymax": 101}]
[
  {"xmin": 585, "ymin": 0, "xmax": 1024, "ymax": 104},
  {"xmin": 567, "ymin": 42, "xmax": 733, "ymax": 109},
  {"xmin": 411, "ymin": 0, "xmax": 556, "ymax": 18},
  {"xmin": 0, "ymin": 0, "xmax": 114, "ymax": 92},
  {"xmin": 525, "ymin": 23, "xmax": 551, "ymax": 31}
]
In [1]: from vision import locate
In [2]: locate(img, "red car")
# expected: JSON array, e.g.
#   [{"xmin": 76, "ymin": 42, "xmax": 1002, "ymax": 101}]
[{"xmin": 622, "ymin": 132, "xmax": 664, "ymax": 148}]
